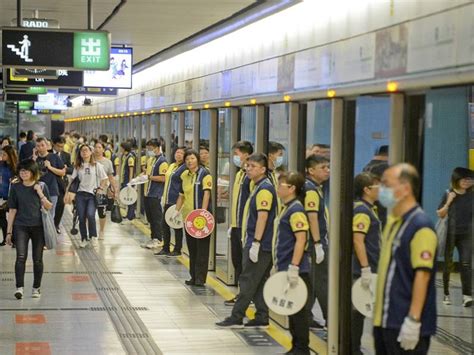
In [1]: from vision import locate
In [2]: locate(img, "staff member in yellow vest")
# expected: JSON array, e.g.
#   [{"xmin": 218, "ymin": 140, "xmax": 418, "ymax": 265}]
[
  {"xmin": 374, "ymin": 164, "xmax": 437, "ymax": 354},
  {"xmin": 119, "ymin": 142, "xmax": 136, "ymax": 222},
  {"xmin": 141, "ymin": 139, "xmax": 168, "ymax": 249},
  {"xmin": 156, "ymin": 146, "xmax": 187, "ymax": 257},
  {"xmin": 275, "ymin": 171, "xmax": 311, "ymax": 355},
  {"xmin": 351, "ymin": 172, "xmax": 381, "ymax": 355},
  {"xmin": 267, "ymin": 141, "xmax": 285, "ymax": 188},
  {"xmin": 225, "ymin": 140, "xmax": 253, "ymax": 306},
  {"xmin": 304, "ymin": 154, "xmax": 329, "ymax": 330},
  {"xmin": 175, "ymin": 149, "xmax": 213, "ymax": 287},
  {"xmin": 216, "ymin": 153, "xmax": 277, "ymax": 329}
]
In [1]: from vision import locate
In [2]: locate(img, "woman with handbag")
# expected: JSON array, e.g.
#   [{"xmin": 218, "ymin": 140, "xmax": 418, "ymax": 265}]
[
  {"xmin": 94, "ymin": 142, "xmax": 119, "ymax": 240},
  {"xmin": 437, "ymin": 167, "xmax": 473, "ymax": 307},
  {"xmin": 5, "ymin": 159, "xmax": 53, "ymax": 299},
  {"xmin": 0, "ymin": 145, "xmax": 18, "ymax": 246},
  {"xmin": 66, "ymin": 144, "xmax": 108, "ymax": 248}
]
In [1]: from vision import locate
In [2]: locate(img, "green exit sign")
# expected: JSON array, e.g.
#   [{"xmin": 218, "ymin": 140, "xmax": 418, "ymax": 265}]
[
  {"xmin": 73, "ymin": 32, "xmax": 110, "ymax": 70},
  {"xmin": 26, "ymin": 86, "xmax": 47, "ymax": 94}
]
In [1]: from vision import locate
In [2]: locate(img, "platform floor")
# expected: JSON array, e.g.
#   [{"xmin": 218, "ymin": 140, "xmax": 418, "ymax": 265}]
[{"xmin": 0, "ymin": 207, "xmax": 472, "ymax": 355}]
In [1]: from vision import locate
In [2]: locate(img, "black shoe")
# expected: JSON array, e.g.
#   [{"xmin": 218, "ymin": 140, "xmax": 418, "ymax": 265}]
[
  {"xmin": 185, "ymin": 279, "xmax": 195, "ymax": 285},
  {"xmin": 154, "ymin": 249, "xmax": 170, "ymax": 256},
  {"xmin": 194, "ymin": 282, "xmax": 205, "ymax": 287},
  {"xmin": 215, "ymin": 318, "xmax": 244, "ymax": 329},
  {"xmin": 0, "ymin": 241, "xmax": 6, "ymax": 246},
  {"xmin": 224, "ymin": 297, "xmax": 237, "ymax": 306},
  {"xmin": 167, "ymin": 250, "xmax": 181, "ymax": 257},
  {"xmin": 244, "ymin": 319, "xmax": 269, "ymax": 329},
  {"xmin": 309, "ymin": 320, "xmax": 325, "ymax": 330}
]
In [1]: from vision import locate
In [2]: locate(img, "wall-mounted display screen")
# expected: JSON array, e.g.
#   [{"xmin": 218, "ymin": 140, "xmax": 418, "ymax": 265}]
[
  {"xmin": 83, "ymin": 47, "xmax": 132, "ymax": 89},
  {"xmin": 34, "ymin": 92, "xmax": 69, "ymax": 110}
]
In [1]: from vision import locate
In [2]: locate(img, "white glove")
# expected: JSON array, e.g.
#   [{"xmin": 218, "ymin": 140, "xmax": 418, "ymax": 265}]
[
  {"xmin": 397, "ymin": 316, "xmax": 421, "ymax": 350},
  {"xmin": 287, "ymin": 264, "xmax": 299, "ymax": 287},
  {"xmin": 227, "ymin": 227, "xmax": 232, "ymax": 239},
  {"xmin": 314, "ymin": 242, "xmax": 325, "ymax": 264},
  {"xmin": 361, "ymin": 266, "xmax": 372, "ymax": 289},
  {"xmin": 249, "ymin": 241, "xmax": 260, "ymax": 263}
]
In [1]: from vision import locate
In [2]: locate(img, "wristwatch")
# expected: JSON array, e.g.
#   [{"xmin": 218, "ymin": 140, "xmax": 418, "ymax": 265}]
[
  {"xmin": 408, "ymin": 314, "xmax": 420, "ymax": 323},
  {"xmin": 253, "ymin": 238, "xmax": 261, "ymax": 243}
]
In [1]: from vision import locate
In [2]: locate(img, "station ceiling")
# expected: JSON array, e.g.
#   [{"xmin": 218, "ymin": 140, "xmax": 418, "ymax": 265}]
[{"xmin": 0, "ymin": 0, "xmax": 256, "ymax": 65}]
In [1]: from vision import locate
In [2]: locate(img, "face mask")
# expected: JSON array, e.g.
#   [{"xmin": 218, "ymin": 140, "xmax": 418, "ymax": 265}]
[
  {"xmin": 146, "ymin": 150, "xmax": 155, "ymax": 157},
  {"xmin": 274, "ymin": 156, "xmax": 284, "ymax": 168},
  {"xmin": 378, "ymin": 186, "xmax": 397, "ymax": 209},
  {"xmin": 233, "ymin": 155, "xmax": 241, "ymax": 167}
]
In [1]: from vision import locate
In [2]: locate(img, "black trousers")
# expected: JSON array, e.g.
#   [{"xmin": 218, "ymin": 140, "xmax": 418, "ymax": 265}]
[
  {"xmin": 0, "ymin": 208, "xmax": 7, "ymax": 242},
  {"xmin": 54, "ymin": 191, "xmax": 65, "ymax": 229},
  {"xmin": 14, "ymin": 225, "xmax": 45, "ymax": 289},
  {"xmin": 373, "ymin": 327, "xmax": 431, "ymax": 355},
  {"xmin": 443, "ymin": 232, "xmax": 472, "ymax": 296},
  {"xmin": 144, "ymin": 197, "xmax": 163, "ymax": 241},
  {"xmin": 230, "ymin": 248, "xmax": 272, "ymax": 323},
  {"xmin": 289, "ymin": 273, "xmax": 311, "ymax": 354},
  {"xmin": 230, "ymin": 227, "xmax": 243, "ymax": 283},
  {"xmin": 185, "ymin": 231, "xmax": 210, "ymax": 284},
  {"xmin": 309, "ymin": 245, "xmax": 328, "ymax": 322},
  {"xmin": 162, "ymin": 204, "xmax": 183, "ymax": 252}
]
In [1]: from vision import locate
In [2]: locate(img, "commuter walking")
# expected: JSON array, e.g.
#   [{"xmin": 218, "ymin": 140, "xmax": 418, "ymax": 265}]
[
  {"xmin": 33, "ymin": 137, "xmax": 66, "ymax": 219},
  {"xmin": 225, "ymin": 141, "xmax": 253, "ymax": 305},
  {"xmin": 304, "ymin": 154, "xmax": 329, "ymax": 329},
  {"xmin": 0, "ymin": 145, "xmax": 18, "ymax": 246},
  {"xmin": 94, "ymin": 142, "xmax": 119, "ymax": 239},
  {"xmin": 52, "ymin": 136, "xmax": 73, "ymax": 233},
  {"xmin": 374, "ymin": 163, "xmax": 437, "ymax": 354},
  {"xmin": 156, "ymin": 146, "xmax": 187, "ymax": 257},
  {"xmin": 175, "ymin": 149, "xmax": 213, "ymax": 286},
  {"xmin": 67, "ymin": 144, "xmax": 108, "ymax": 248},
  {"xmin": 6, "ymin": 159, "xmax": 53, "ymax": 299},
  {"xmin": 19, "ymin": 130, "xmax": 36, "ymax": 161},
  {"xmin": 142, "ymin": 139, "xmax": 168, "ymax": 249},
  {"xmin": 216, "ymin": 153, "xmax": 277, "ymax": 328},
  {"xmin": 351, "ymin": 173, "xmax": 381, "ymax": 355},
  {"xmin": 275, "ymin": 171, "xmax": 311, "ymax": 355},
  {"xmin": 437, "ymin": 167, "xmax": 473, "ymax": 307}
]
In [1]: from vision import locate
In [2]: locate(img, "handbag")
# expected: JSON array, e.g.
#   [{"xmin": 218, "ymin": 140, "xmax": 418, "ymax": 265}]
[
  {"xmin": 68, "ymin": 176, "xmax": 80, "ymax": 193},
  {"xmin": 435, "ymin": 190, "xmax": 450, "ymax": 257},
  {"xmin": 94, "ymin": 165, "xmax": 108, "ymax": 206},
  {"xmin": 111, "ymin": 202, "xmax": 123, "ymax": 223}
]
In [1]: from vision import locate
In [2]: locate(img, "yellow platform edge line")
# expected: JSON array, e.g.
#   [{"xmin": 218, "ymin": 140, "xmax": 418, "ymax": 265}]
[{"xmin": 132, "ymin": 219, "xmax": 327, "ymax": 354}]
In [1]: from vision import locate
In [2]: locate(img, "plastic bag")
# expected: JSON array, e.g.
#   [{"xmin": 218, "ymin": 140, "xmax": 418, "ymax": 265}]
[
  {"xmin": 435, "ymin": 217, "xmax": 448, "ymax": 256},
  {"xmin": 41, "ymin": 207, "xmax": 57, "ymax": 249}
]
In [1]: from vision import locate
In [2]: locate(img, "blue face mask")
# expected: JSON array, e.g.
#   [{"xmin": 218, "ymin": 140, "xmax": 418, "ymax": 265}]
[
  {"xmin": 378, "ymin": 186, "xmax": 397, "ymax": 209},
  {"xmin": 233, "ymin": 155, "xmax": 241, "ymax": 167},
  {"xmin": 275, "ymin": 156, "xmax": 284, "ymax": 168}
]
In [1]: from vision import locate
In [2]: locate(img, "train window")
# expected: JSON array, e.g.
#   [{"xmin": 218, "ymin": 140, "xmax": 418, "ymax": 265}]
[
  {"xmin": 268, "ymin": 103, "xmax": 289, "ymax": 170},
  {"xmin": 306, "ymin": 100, "xmax": 331, "ymax": 159},
  {"xmin": 184, "ymin": 111, "xmax": 194, "ymax": 148},
  {"xmin": 240, "ymin": 106, "xmax": 256, "ymax": 145}
]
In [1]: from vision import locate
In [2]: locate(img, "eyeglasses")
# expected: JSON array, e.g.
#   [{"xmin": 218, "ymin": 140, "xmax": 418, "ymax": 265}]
[{"xmin": 368, "ymin": 184, "xmax": 380, "ymax": 189}]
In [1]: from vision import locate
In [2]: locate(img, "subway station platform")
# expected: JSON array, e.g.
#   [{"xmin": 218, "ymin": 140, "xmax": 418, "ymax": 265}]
[{"xmin": 0, "ymin": 208, "xmax": 472, "ymax": 355}]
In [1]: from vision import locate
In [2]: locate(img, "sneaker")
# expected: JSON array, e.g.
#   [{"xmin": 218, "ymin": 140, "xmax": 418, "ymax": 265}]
[
  {"xmin": 224, "ymin": 297, "xmax": 237, "ymax": 306},
  {"xmin": 120, "ymin": 220, "xmax": 131, "ymax": 225},
  {"xmin": 463, "ymin": 295, "xmax": 472, "ymax": 307},
  {"xmin": 90, "ymin": 238, "xmax": 98, "ymax": 247},
  {"xmin": 56, "ymin": 227, "xmax": 61, "ymax": 234},
  {"xmin": 309, "ymin": 320, "xmax": 325, "ymax": 330},
  {"xmin": 32, "ymin": 288, "xmax": 41, "ymax": 298},
  {"xmin": 0, "ymin": 241, "xmax": 6, "ymax": 246},
  {"xmin": 15, "ymin": 287, "xmax": 23, "ymax": 299},
  {"xmin": 244, "ymin": 319, "xmax": 269, "ymax": 329},
  {"xmin": 443, "ymin": 295, "xmax": 451, "ymax": 305},
  {"xmin": 184, "ymin": 279, "xmax": 195, "ymax": 286},
  {"xmin": 79, "ymin": 240, "xmax": 88, "ymax": 248},
  {"xmin": 154, "ymin": 249, "xmax": 170, "ymax": 256},
  {"xmin": 167, "ymin": 250, "xmax": 182, "ymax": 257},
  {"xmin": 143, "ymin": 239, "xmax": 161, "ymax": 249},
  {"xmin": 98, "ymin": 231, "xmax": 105, "ymax": 240},
  {"xmin": 215, "ymin": 318, "xmax": 244, "ymax": 329}
]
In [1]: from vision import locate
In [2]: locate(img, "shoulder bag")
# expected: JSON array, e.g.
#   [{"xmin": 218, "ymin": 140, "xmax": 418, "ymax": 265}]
[
  {"xmin": 39, "ymin": 183, "xmax": 58, "ymax": 249},
  {"xmin": 435, "ymin": 190, "xmax": 450, "ymax": 257}
]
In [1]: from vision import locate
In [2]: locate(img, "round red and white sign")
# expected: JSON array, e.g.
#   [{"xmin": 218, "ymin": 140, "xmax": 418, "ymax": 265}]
[{"xmin": 185, "ymin": 209, "xmax": 215, "ymax": 239}]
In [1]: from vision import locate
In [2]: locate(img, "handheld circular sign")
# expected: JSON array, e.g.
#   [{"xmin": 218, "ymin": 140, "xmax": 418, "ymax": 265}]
[
  {"xmin": 127, "ymin": 175, "xmax": 148, "ymax": 186},
  {"xmin": 185, "ymin": 209, "xmax": 215, "ymax": 239},
  {"xmin": 119, "ymin": 186, "xmax": 137, "ymax": 206},
  {"xmin": 263, "ymin": 271, "xmax": 308, "ymax": 316},
  {"xmin": 165, "ymin": 204, "xmax": 183, "ymax": 229},
  {"xmin": 351, "ymin": 274, "xmax": 378, "ymax": 318}
]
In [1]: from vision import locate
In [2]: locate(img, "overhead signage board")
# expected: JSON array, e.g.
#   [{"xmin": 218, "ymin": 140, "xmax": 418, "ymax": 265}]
[
  {"xmin": 7, "ymin": 69, "xmax": 84, "ymax": 88},
  {"xmin": 13, "ymin": 68, "xmax": 59, "ymax": 79},
  {"xmin": 11, "ymin": 18, "xmax": 60, "ymax": 28},
  {"xmin": 6, "ymin": 93, "xmax": 38, "ymax": 102},
  {"xmin": 59, "ymin": 87, "xmax": 118, "ymax": 96},
  {"xmin": 1, "ymin": 27, "xmax": 110, "ymax": 70},
  {"xmin": 84, "ymin": 47, "xmax": 132, "ymax": 89}
]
